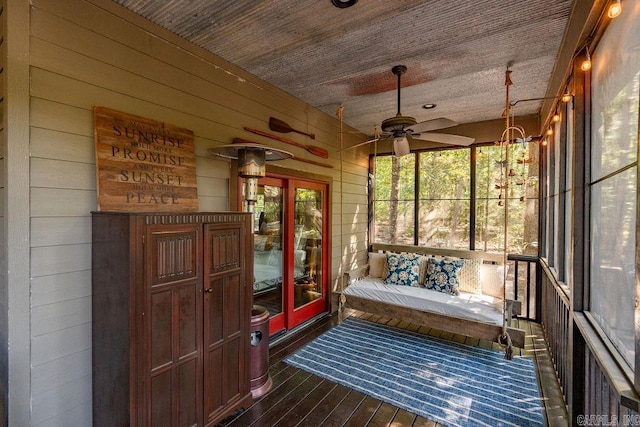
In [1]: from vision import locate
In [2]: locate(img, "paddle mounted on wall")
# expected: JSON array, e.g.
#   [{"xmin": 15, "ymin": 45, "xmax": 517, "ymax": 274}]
[
  {"xmin": 269, "ymin": 117, "xmax": 316, "ymax": 139},
  {"xmin": 244, "ymin": 126, "xmax": 329, "ymax": 158}
]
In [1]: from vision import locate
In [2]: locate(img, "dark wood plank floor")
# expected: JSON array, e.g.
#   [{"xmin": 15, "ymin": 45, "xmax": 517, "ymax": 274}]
[{"xmin": 219, "ymin": 310, "xmax": 568, "ymax": 427}]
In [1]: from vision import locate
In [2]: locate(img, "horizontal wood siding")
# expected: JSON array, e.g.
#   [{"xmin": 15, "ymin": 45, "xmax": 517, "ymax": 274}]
[
  {"xmin": 0, "ymin": 0, "xmax": 7, "ymax": 423},
  {"xmin": 26, "ymin": 0, "xmax": 368, "ymax": 424}
]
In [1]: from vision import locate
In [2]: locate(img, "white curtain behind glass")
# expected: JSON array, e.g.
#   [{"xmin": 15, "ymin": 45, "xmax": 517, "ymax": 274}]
[
  {"xmin": 553, "ymin": 120, "xmax": 561, "ymax": 270},
  {"xmin": 564, "ymin": 101, "xmax": 574, "ymax": 287},
  {"xmin": 590, "ymin": 0, "xmax": 640, "ymax": 369}
]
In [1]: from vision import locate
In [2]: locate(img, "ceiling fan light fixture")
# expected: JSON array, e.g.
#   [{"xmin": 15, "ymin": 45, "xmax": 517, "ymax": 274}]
[
  {"xmin": 393, "ymin": 136, "xmax": 410, "ymax": 156},
  {"xmin": 331, "ymin": 0, "xmax": 357, "ymax": 8}
]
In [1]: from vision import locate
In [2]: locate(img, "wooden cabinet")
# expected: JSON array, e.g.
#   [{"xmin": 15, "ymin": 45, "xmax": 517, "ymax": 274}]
[{"xmin": 92, "ymin": 212, "xmax": 253, "ymax": 427}]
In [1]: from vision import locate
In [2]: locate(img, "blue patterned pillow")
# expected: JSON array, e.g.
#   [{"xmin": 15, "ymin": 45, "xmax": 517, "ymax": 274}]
[
  {"xmin": 424, "ymin": 257, "xmax": 464, "ymax": 295},
  {"xmin": 383, "ymin": 253, "xmax": 422, "ymax": 287}
]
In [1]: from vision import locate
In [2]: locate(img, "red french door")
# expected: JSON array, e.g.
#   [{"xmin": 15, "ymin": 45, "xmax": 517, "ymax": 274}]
[{"xmin": 245, "ymin": 176, "xmax": 329, "ymax": 335}]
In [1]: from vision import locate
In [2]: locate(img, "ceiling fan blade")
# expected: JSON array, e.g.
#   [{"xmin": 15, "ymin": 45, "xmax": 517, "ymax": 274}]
[
  {"xmin": 412, "ymin": 132, "xmax": 475, "ymax": 146},
  {"xmin": 408, "ymin": 117, "xmax": 458, "ymax": 133}
]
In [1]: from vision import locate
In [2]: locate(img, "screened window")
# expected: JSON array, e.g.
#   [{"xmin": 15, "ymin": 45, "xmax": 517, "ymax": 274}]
[
  {"xmin": 418, "ymin": 150, "xmax": 470, "ymax": 249},
  {"xmin": 372, "ymin": 154, "xmax": 415, "ymax": 244},
  {"xmin": 476, "ymin": 143, "xmax": 539, "ymax": 254},
  {"xmin": 372, "ymin": 142, "xmax": 539, "ymax": 255},
  {"xmin": 589, "ymin": 5, "xmax": 640, "ymax": 368}
]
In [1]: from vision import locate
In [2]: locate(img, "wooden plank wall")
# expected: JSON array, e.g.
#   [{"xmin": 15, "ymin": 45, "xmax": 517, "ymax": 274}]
[
  {"xmin": 25, "ymin": 0, "xmax": 369, "ymax": 424},
  {"xmin": 0, "ymin": 0, "xmax": 7, "ymax": 424}
]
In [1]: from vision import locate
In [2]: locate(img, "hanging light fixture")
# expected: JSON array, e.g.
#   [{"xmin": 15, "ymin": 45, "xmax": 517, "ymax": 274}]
[
  {"xmin": 208, "ymin": 142, "xmax": 292, "ymax": 213},
  {"xmin": 546, "ymin": 128, "xmax": 554, "ymax": 136},
  {"xmin": 552, "ymin": 113, "xmax": 561, "ymax": 123},
  {"xmin": 607, "ymin": 0, "xmax": 622, "ymax": 18},
  {"xmin": 581, "ymin": 46, "xmax": 592, "ymax": 71},
  {"xmin": 393, "ymin": 136, "xmax": 410, "ymax": 156},
  {"xmin": 561, "ymin": 93, "xmax": 573, "ymax": 103}
]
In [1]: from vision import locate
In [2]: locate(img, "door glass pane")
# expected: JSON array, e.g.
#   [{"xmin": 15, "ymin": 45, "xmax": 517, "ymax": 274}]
[
  {"xmin": 253, "ymin": 185, "xmax": 283, "ymax": 317},
  {"xmin": 294, "ymin": 188, "xmax": 323, "ymax": 309}
]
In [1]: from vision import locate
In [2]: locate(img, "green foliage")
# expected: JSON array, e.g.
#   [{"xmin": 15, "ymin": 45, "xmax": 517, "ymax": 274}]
[{"xmin": 372, "ymin": 143, "xmax": 539, "ymax": 254}]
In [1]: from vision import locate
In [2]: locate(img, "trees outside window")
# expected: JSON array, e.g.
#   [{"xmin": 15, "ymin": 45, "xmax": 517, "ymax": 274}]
[{"xmin": 372, "ymin": 141, "xmax": 539, "ymax": 255}]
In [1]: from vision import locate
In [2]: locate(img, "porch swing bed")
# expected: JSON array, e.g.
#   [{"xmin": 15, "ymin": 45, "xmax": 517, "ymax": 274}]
[{"xmin": 340, "ymin": 243, "xmax": 526, "ymax": 349}]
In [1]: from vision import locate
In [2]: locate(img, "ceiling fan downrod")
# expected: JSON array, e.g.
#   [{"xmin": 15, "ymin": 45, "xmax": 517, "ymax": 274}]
[{"xmin": 392, "ymin": 65, "xmax": 407, "ymax": 117}]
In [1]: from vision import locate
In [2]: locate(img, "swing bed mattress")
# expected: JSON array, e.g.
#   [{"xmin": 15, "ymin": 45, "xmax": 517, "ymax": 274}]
[{"xmin": 343, "ymin": 277, "xmax": 504, "ymax": 326}]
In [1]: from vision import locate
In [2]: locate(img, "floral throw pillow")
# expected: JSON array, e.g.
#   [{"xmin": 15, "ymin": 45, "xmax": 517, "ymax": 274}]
[
  {"xmin": 424, "ymin": 257, "xmax": 464, "ymax": 295},
  {"xmin": 383, "ymin": 253, "xmax": 422, "ymax": 287}
]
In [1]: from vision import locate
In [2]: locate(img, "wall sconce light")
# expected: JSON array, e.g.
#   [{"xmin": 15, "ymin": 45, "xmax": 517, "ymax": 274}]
[
  {"xmin": 608, "ymin": 0, "xmax": 622, "ymax": 18},
  {"xmin": 581, "ymin": 46, "xmax": 592, "ymax": 71},
  {"xmin": 209, "ymin": 142, "xmax": 292, "ymax": 213}
]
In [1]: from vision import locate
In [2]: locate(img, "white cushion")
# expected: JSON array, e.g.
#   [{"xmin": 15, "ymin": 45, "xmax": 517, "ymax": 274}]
[{"xmin": 481, "ymin": 263, "xmax": 509, "ymax": 298}]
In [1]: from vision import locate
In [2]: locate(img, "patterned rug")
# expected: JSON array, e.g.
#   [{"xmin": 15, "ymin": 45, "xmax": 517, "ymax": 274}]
[{"xmin": 284, "ymin": 317, "xmax": 543, "ymax": 426}]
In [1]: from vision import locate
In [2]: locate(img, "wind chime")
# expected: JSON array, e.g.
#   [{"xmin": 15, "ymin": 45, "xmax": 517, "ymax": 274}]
[
  {"xmin": 494, "ymin": 70, "xmax": 531, "ymax": 208},
  {"xmin": 496, "ymin": 68, "xmax": 527, "ymax": 360}
]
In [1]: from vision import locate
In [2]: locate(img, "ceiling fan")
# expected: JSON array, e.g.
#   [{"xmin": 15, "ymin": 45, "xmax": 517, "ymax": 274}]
[{"xmin": 346, "ymin": 65, "xmax": 475, "ymax": 156}]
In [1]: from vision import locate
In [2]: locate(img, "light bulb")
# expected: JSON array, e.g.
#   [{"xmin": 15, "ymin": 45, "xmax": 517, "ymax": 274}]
[
  {"xmin": 581, "ymin": 47, "xmax": 592, "ymax": 71},
  {"xmin": 546, "ymin": 128, "xmax": 553, "ymax": 136},
  {"xmin": 553, "ymin": 114, "xmax": 560, "ymax": 123},
  {"xmin": 561, "ymin": 93, "xmax": 572, "ymax": 103},
  {"xmin": 608, "ymin": 0, "xmax": 622, "ymax": 18}
]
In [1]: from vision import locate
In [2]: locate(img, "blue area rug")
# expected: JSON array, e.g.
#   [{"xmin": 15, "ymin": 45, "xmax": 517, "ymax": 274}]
[{"xmin": 284, "ymin": 317, "xmax": 543, "ymax": 427}]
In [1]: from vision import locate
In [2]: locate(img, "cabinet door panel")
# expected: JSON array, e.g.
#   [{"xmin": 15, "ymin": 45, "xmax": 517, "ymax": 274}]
[
  {"xmin": 146, "ymin": 224, "xmax": 203, "ymax": 427},
  {"xmin": 178, "ymin": 286, "xmax": 198, "ymax": 359},
  {"xmin": 205, "ymin": 343, "xmax": 223, "ymax": 414},
  {"xmin": 151, "ymin": 290, "xmax": 173, "ymax": 370},
  {"xmin": 178, "ymin": 359, "xmax": 199, "ymax": 427},
  {"xmin": 223, "ymin": 336, "xmax": 241, "ymax": 402},
  {"xmin": 203, "ymin": 223, "xmax": 250, "ymax": 422},
  {"xmin": 151, "ymin": 371, "xmax": 172, "ymax": 426},
  {"xmin": 224, "ymin": 274, "xmax": 241, "ymax": 339}
]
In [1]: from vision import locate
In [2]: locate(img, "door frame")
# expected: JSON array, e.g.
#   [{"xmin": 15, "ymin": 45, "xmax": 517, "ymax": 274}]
[{"xmin": 239, "ymin": 173, "xmax": 331, "ymax": 335}]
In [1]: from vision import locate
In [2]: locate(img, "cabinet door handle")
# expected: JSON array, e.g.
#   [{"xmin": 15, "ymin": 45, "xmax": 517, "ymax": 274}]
[{"xmin": 204, "ymin": 288, "xmax": 213, "ymax": 293}]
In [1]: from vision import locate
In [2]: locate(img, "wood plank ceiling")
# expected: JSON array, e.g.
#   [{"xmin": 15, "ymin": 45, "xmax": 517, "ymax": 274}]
[{"xmin": 111, "ymin": 0, "xmax": 574, "ymax": 138}]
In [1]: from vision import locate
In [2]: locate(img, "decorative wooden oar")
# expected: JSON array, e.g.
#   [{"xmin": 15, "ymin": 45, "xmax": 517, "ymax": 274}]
[
  {"xmin": 269, "ymin": 117, "xmax": 316, "ymax": 139},
  {"xmin": 243, "ymin": 126, "xmax": 329, "ymax": 159},
  {"xmin": 233, "ymin": 138, "xmax": 333, "ymax": 168}
]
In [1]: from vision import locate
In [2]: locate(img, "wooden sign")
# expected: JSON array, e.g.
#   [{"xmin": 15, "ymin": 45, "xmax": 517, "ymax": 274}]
[{"xmin": 93, "ymin": 107, "xmax": 198, "ymax": 212}]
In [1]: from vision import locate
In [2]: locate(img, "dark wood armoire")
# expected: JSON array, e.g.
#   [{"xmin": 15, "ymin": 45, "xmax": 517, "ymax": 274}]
[{"xmin": 92, "ymin": 212, "xmax": 253, "ymax": 427}]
